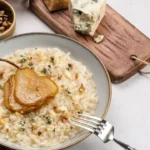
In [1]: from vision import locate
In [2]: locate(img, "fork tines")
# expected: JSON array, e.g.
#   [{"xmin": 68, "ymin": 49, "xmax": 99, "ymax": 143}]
[{"xmin": 70, "ymin": 113, "xmax": 102, "ymax": 132}]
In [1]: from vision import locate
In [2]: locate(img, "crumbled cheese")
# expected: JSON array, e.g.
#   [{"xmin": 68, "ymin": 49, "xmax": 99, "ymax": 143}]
[
  {"xmin": 64, "ymin": 70, "xmax": 73, "ymax": 80},
  {"xmin": 94, "ymin": 34, "xmax": 104, "ymax": 43}
]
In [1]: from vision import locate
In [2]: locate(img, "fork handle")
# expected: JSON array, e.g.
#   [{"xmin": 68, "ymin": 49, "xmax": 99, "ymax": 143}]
[{"xmin": 113, "ymin": 138, "xmax": 137, "ymax": 150}]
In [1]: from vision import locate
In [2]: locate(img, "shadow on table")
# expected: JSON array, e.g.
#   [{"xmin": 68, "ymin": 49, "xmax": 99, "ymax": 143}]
[
  {"xmin": 7, "ymin": 0, "xmax": 29, "ymax": 9},
  {"xmin": 113, "ymin": 65, "xmax": 150, "ymax": 88},
  {"xmin": 66, "ymin": 134, "xmax": 113, "ymax": 150}
]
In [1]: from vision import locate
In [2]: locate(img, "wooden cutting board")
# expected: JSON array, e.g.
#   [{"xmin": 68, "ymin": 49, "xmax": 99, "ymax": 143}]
[{"xmin": 30, "ymin": 0, "xmax": 150, "ymax": 83}]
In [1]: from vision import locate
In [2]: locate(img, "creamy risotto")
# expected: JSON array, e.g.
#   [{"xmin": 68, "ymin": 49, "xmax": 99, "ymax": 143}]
[{"xmin": 0, "ymin": 48, "xmax": 98, "ymax": 147}]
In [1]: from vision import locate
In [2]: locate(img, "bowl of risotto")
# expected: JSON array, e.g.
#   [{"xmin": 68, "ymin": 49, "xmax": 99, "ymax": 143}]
[{"xmin": 0, "ymin": 33, "xmax": 111, "ymax": 150}]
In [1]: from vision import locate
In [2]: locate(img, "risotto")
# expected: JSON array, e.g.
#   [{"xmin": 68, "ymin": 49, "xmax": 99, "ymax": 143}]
[{"xmin": 0, "ymin": 48, "xmax": 98, "ymax": 147}]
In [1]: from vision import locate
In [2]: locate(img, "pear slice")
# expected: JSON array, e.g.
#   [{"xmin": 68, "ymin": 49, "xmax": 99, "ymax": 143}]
[
  {"xmin": 14, "ymin": 67, "xmax": 58, "ymax": 106},
  {"xmin": 4, "ymin": 75, "xmax": 36, "ymax": 113},
  {"xmin": 9, "ymin": 76, "xmax": 36, "ymax": 113},
  {"xmin": 4, "ymin": 79, "xmax": 11, "ymax": 110}
]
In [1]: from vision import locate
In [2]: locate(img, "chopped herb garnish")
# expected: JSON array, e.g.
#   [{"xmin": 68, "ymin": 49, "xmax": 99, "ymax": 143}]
[
  {"xmin": 66, "ymin": 67, "xmax": 70, "ymax": 71},
  {"xmin": 50, "ymin": 56, "xmax": 54, "ymax": 63},
  {"xmin": 48, "ymin": 67, "xmax": 51, "ymax": 72},
  {"xmin": 20, "ymin": 55, "xmax": 24, "ymax": 57},
  {"xmin": 28, "ymin": 62, "xmax": 33, "ymax": 67},
  {"xmin": 29, "ymin": 118, "xmax": 35, "ymax": 123},
  {"xmin": 12, "ymin": 132, "xmax": 16, "ymax": 136},
  {"xmin": 20, "ymin": 120, "xmax": 25, "ymax": 126},
  {"xmin": 93, "ymin": 0, "xmax": 98, "ymax": 2},
  {"xmin": 19, "ymin": 127, "xmax": 25, "ymax": 131},
  {"xmin": 20, "ymin": 58, "xmax": 27, "ymax": 63},
  {"xmin": 45, "ymin": 116, "xmax": 52, "ymax": 124},
  {"xmin": 41, "ymin": 68, "xmax": 47, "ymax": 74},
  {"xmin": 66, "ymin": 89, "xmax": 71, "ymax": 94}
]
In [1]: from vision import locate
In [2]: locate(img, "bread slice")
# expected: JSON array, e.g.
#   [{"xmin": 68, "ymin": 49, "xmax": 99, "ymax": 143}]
[{"xmin": 14, "ymin": 67, "xmax": 58, "ymax": 106}]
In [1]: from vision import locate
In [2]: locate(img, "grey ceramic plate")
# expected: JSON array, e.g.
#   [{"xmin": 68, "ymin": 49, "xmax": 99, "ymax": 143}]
[{"xmin": 0, "ymin": 33, "xmax": 111, "ymax": 150}]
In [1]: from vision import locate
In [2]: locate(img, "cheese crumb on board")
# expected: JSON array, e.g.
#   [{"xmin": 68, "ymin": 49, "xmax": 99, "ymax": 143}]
[
  {"xmin": 94, "ymin": 34, "xmax": 104, "ymax": 43},
  {"xmin": 69, "ymin": 0, "xmax": 106, "ymax": 36},
  {"xmin": 43, "ymin": 0, "xmax": 69, "ymax": 12}
]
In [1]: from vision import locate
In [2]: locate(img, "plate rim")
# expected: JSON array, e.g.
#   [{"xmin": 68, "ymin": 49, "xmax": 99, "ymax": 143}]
[{"xmin": 0, "ymin": 32, "xmax": 112, "ymax": 150}]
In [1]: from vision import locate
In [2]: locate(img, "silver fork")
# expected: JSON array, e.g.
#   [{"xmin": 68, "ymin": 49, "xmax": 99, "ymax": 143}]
[{"xmin": 70, "ymin": 113, "xmax": 137, "ymax": 150}]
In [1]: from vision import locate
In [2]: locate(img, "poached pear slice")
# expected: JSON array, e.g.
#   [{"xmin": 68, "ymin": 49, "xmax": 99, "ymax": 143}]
[
  {"xmin": 4, "ymin": 79, "xmax": 11, "ymax": 110},
  {"xmin": 9, "ymin": 76, "xmax": 36, "ymax": 113},
  {"xmin": 14, "ymin": 67, "xmax": 58, "ymax": 106},
  {"xmin": 4, "ymin": 75, "xmax": 36, "ymax": 113}
]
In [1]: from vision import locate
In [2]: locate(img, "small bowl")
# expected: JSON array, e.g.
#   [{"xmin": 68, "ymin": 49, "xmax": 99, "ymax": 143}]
[{"xmin": 0, "ymin": 0, "xmax": 16, "ymax": 40}]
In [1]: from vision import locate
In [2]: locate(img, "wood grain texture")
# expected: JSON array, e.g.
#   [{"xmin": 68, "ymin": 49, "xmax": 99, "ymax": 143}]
[{"xmin": 30, "ymin": 0, "xmax": 150, "ymax": 83}]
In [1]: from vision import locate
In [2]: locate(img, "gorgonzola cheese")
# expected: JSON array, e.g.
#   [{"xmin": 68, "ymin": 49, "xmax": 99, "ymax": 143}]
[{"xmin": 69, "ymin": 0, "xmax": 106, "ymax": 36}]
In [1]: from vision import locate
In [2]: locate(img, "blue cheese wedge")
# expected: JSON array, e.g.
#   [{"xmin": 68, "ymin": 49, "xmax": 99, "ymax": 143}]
[{"xmin": 69, "ymin": 0, "xmax": 106, "ymax": 36}]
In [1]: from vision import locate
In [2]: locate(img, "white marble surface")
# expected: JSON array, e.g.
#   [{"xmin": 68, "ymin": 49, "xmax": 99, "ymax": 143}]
[{"xmin": 3, "ymin": 0, "xmax": 150, "ymax": 150}]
